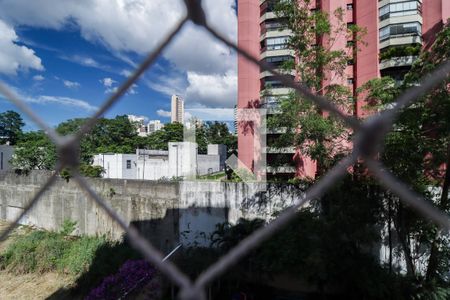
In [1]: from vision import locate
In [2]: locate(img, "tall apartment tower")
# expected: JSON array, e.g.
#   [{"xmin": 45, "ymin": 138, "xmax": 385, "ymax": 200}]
[
  {"xmin": 171, "ymin": 95, "xmax": 184, "ymax": 124},
  {"xmin": 238, "ymin": 0, "xmax": 449, "ymax": 179}
]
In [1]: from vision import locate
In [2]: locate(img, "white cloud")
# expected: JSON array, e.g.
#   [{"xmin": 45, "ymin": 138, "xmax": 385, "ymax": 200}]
[
  {"xmin": 157, "ymin": 109, "xmax": 171, "ymax": 118},
  {"xmin": 0, "ymin": 0, "xmax": 237, "ymax": 106},
  {"xmin": 185, "ymin": 71, "xmax": 237, "ymax": 108},
  {"xmin": 63, "ymin": 80, "xmax": 80, "ymax": 89},
  {"xmin": 26, "ymin": 95, "xmax": 98, "ymax": 112},
  {"xmin": 59, "ymin": 54, "xmax": 112, "ymax": 72},
  {"xmin": 33, "ymin": 75, "xmax": 45, "ymax": 81},
  {"xmin": 120, "ymin": 69, "xmax": 132, "ymax": 77},
  {"xmin": 128, "ymin": 84, "xmax": 138, "ymax": 95},
  {"xmin": 185, "ymin": 108, "xmax": 235, "ymax": 122},
  {"xmin": 0, "ymin": 19, "xmax": 44, "ymax": 75},
  {"xmin": 100, "ymin": 77, "xmax": 116, "ymax": 87},
  {"xmin": 101, "ymin": 77, "xmax": 137, "ymax": 94},
  {"xmin": 0, "ymin": 81, "xmax": 97, "ymax": 112},
  {"xmin": 146, "ymin": 72, "xmax": 186, "ymax": 97}
]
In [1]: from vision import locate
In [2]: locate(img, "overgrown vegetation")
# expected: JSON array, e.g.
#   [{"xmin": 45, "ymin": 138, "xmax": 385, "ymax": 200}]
[{"xmin": 0, "ymin": 220, "xmax": 141, "ymax": 297}]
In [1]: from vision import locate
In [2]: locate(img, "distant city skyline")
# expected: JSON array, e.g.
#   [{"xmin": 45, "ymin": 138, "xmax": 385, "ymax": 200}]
[{"xmin": 0, "ymin": 1, "xmax": 238, "ymax": 131}]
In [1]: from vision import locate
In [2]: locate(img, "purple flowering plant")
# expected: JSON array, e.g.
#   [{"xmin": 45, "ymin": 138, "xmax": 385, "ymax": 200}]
[{"xmin": 85, "ymin": 259, "xmax": 160, "ymax": 300}]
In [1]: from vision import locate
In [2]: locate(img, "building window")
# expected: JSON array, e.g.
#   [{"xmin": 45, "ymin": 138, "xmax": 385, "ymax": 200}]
[
  {"xmin": 379, "ymin": 22, "xmax": 422, "ymax": 41},
  {"xmin": 347, "ymin": 3, "xmax": 353, "ymax": 10},
  {"xmin": 264, "ymin": 55, "xmax": 294, "ymax": 68},
  {"xmin": 262, "ymin": 76, "xmax": 289, "ymax": 89},
  {"xmin": 347, "ymin": 78, "xmax": 354, "ymax": 85},
  {"xmin": 1, "ymin": 152, "xmax": 3, "ymax": 170},
  {"xmin": 126, "ymin": 160, "xmax": 132, "ymax": 169},
  {"xmin": 265, "ymin": 36, "xmax": 290, "ymax": 50},
  {"xmin": 379, "ymin": 1, "xmax": 420, "ymax": 21},
  {"xmin": 264, "ymin": 20, "xmax": 286, "ymax": 32}
]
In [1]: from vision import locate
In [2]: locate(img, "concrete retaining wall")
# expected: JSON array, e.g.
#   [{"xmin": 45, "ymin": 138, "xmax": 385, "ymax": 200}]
[{"xmin": 0, "ymin": 171, "xmax": 302, "ymax": 250}]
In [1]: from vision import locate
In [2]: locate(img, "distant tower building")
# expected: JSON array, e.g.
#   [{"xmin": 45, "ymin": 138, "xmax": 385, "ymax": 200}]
[
  {"xmin": 148, "ymin": 120, "xmax": 164, "ymax": 134},
  {"xmin": 127, "ymin": 115, "xmax": 146, "ymax": 125},
  {"xmin": 127, "ymin": 114, "xmax": 148, "ymax": 137},
  {"xmin": 171, "ymin": 95, "xmax": 184, "ymax": 124}
]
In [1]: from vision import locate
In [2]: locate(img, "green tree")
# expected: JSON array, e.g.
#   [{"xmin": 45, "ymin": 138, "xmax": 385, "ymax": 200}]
[
  {"xmin": 11, "ymin": 131, "xmax": 56, "ymax": 170},
  {"xmin": 361, "ymin": 24, "xmax": 450, "ymax": 298},
  {"xmin": 145, "ymin": 122, "xmax": 184, "ymax": 150},
  {"xmin": 0, "ymin": 110, "xmax": 25, "ymax": 145},
  {"xmin": 268, "ymin": 0, "xmax": 366, "ymax": 175},
  {"xmin": 205, "ymin": 121, "xmax": 237, "ymax": 154}
]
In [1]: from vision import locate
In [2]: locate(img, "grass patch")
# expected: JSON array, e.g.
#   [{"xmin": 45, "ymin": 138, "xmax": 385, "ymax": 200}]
[
  {"xmin": 0, "ymin": 221, "xmax": 141, "ymax": 296},
  {"xmin": 197, "ymin": 171, "xmax": 226, "ymax": 181},
  {"xmin": 0, "ymin": 221, "xmax": 108, "ymax": 275}
]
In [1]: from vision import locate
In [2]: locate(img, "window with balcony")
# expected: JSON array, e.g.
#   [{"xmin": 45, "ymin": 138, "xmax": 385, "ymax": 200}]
[
  {"xmin": 263, "ymin": 20, "xmax": 286, "ymax": 32},
  {"xmin": 262, "ymin": 76, "xmax": 290, "ymax": 89},
  {"xmin": 260, "ymin": 0, "xmax": 277, "ymax": 16},
  {"xmin": 265, "ymin": 36, "xmax": 289, "ymax": 51},
  {"xmin": 379, "ymin": 22, "xmax": 422, "ymax": 41},
  {"xmin": 264, "ymin": 55, "xmax": 293, "ymax": 68},
  {"xmin": 379, "ymin": 1, "xmax": 421, "ymax": 21}
]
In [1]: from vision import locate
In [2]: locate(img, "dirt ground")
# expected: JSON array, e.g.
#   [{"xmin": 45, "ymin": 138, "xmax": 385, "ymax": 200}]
[{"xmin": 0, "ymin": 222, "xmax": 76, "ymax": 300}]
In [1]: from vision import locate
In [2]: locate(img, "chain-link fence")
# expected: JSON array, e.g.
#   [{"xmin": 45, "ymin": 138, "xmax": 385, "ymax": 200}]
[{"xmin": 0, "ymin": 0, "xmax": 449, "ymax": 299}]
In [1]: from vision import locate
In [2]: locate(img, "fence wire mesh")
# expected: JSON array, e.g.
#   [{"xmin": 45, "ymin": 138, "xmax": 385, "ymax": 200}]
[{"xmin": 0, "ymin": 0, "xmax": 449, "ymax": 299}]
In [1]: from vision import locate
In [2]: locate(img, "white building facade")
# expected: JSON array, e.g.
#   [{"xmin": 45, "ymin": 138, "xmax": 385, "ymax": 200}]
[
  {"xmin": 93, "ymin": 142, "xmax": 227, "ymax": 180},
  {"xmin": 147, "ymin": 120, "xmax": 164, "ymax": 134},
  {"xmin": 0, "ymin": 145, "xmax": 14, "ymax": 172},
  {"xmin": 92, "ymin": 154, "xmax": 138, "ymax": 179}
]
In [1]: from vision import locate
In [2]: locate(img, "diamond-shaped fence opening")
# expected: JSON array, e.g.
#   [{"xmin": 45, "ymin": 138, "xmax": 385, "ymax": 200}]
[{"xmin": 0, "ymin": 1, "xmax": 449, "ymax": 299}]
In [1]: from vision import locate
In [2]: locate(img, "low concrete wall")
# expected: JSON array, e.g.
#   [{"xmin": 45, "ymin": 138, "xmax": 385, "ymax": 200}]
[{"xmin": 0, "ymin": 171, "xmax": 301, "ymax": 250}]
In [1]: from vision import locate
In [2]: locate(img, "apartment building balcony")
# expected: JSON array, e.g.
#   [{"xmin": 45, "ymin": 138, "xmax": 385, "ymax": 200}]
[
  {"xmin": 379, "ymin": 55, "xmax": 418, "ymax": 71},
  {"xmin": 260, "ymin": 28, "xmax": 292, "ymax": 41},
  {"xmin": 260, "ymin": 48, "xmax": 295, "ymax": 59},
  {"xmin": 262, "ymin": 127, "xmax": 288, "ymax": 134},
  {"xmin": 379, "ymin": 14, "xmax": 422, "ymax": 29},
  {"xmin": 263, "ymin": 146, "xmax": 295, "ymax": 154},
  {"xmin": 260, "ymin": 69, "xmax": 296, "ymax": 79},
  {"xmin": 266, "ymin": 166, "xmax": 296, "ymax": 174},
  {"xmin": 380, "ymin": 34, "xmax": 422, "ymax": 49},
  {"xmin": 260, "ymin": 11, "xmax": 277, "ymax": 22},
  {"xmin": 378, "ymin": 0, "xmax": 423, "ymax": 11}
]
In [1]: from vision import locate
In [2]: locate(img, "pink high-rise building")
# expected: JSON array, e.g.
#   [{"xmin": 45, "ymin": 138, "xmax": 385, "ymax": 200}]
[{"xmin": 238, "ymin": 0, "xmax": 449, "ymax": 179}]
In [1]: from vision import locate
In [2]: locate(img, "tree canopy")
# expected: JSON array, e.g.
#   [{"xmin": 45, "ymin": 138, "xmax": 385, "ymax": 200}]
[{"xmin": 0, "ymin": 110, "xmax": 24, "ymax": 145}]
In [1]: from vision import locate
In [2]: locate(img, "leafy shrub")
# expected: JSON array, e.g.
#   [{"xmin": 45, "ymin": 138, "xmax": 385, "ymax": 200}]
[{"xmin": 80, "ymin": 164, "xmax": 105, "ymax": 178}]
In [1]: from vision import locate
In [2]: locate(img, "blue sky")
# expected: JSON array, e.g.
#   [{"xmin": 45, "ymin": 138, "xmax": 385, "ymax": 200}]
[{"xmin": 0, "ymin": 0, "xmax": 237, "ymax": 131}]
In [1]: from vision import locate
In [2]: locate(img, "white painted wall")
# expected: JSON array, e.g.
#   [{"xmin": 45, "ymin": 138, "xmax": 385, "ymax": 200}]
[
  {"xmin": 168, "ymin": 142, "xmax": 197, "ymax": 178},
  {"xmin": 137, "ymin": 157, "xmax": 169, "ymax": 180},
  {"xmin": 0, "ymin": 145, "xmax": 14, "ymax": 172},
  {"xmin": 197, "ymin": 155, "xmax": 220, "ymax": 175},
  {"xmin": 207, "ymin": 144, "xmax": 227, "ymax": 170},
  {"xmin": 92, "ymin": 143, "xmax": 225, "ymax": 180},
  {"xmin": 93, "ymin": 154, "xmax": 137, "ymax": 179}
]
